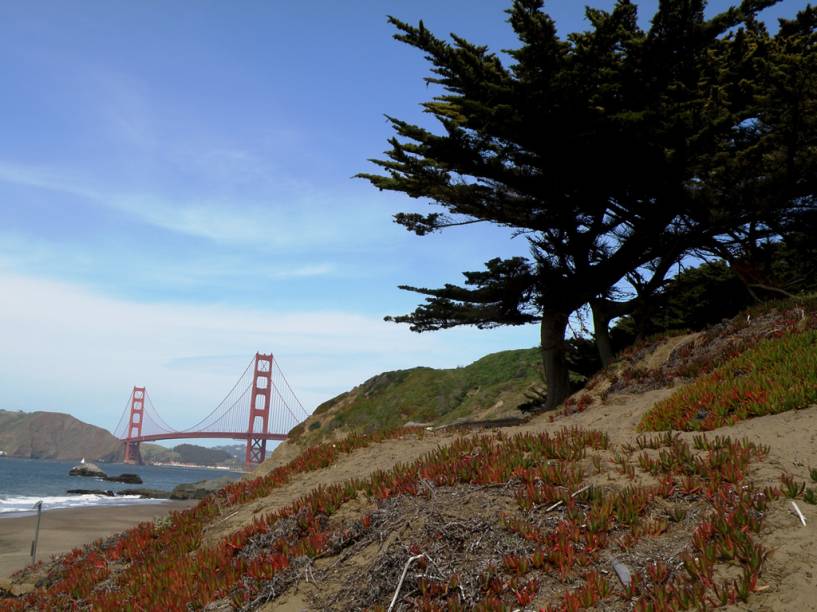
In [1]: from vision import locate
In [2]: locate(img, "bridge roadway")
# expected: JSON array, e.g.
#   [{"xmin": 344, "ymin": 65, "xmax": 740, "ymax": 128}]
[{"xmin": 124, "ymin": 432, "xmax": 287, "ymax": 443}]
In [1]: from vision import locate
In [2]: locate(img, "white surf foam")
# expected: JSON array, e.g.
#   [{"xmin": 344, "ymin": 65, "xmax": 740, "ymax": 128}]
[{"xmin": 0, "ymin": 494, "xmax": 165, "ymax": 515}]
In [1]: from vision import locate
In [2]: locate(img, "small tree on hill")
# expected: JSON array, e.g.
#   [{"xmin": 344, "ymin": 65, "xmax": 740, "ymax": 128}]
[{"xmin": 360, "ymin": 0, "xmax": 801, "ymax": 409}]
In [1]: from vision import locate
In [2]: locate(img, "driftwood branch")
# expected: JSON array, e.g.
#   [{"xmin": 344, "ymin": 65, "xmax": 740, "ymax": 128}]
[
  {"xmin": 545, "ymin": 484, "xmax": 592, "ymax": 512},
  {"xmin": 747, "ymin": 283, "xmax": 798, "ymax": 299},
  {"xmin": 388, "ymin": 554, "xmax": 429, "ymax": 612},
  {"xmin": 791, "ymin": 501, "xmax": 807, "ymax": 527}
]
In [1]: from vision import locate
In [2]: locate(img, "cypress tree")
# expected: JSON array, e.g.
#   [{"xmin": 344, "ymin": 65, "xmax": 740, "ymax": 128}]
[{"xmin": 360, "ymin": 0, "xmax": 811, "ymax": 409}]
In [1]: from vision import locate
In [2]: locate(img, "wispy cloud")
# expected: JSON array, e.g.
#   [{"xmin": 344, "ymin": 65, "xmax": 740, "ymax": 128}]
[
  {"xmin": 0, "ymin": 161, "xmax": 99, "ymax": 200},
  {"xmin": 0, "ymin": 231, "xmax": 336, "ymax": 292},
  {"xmin": 269, "ymin": 263, "xmax": 335, "ymax": 279},
  {"xmin": 0, "ymin": 159, "xmax": 395, "ymax": 250}
]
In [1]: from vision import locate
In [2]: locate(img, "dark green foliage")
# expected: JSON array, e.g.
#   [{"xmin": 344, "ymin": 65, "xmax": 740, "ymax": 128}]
[
  {"xmin": 360, "ymin": 0, "xmax": 816, "ymax": 409},
  {"xmin": 637, "ymin": 262, "xmax": 753, "ymax": 334},
  {"xmin": 564, "ymin": 330, "xmax": 637, "ymax": 377},
  {"xmin": 385, "ymin": 258, "xmax": 538, "ymax": 330},
  {"xmin": 564, "ymin": 337, "xmax": 604, "ymax": 381},
  {"xmin": 734, "ymin": 239, "xmax": 817, "ymax": 299},
  {"xmin": 704, "ymin": 4, "xmax": 817, "ymax": 283},
  {"xmin": 621, "ymin": 245, "xmax": 817, "ymax": 338}
]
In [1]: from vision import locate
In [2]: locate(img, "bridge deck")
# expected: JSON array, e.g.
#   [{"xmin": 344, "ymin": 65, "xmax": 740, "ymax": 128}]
[{"xmin": 122, "ymin": 432, "xmax": 287, "ymax": 443}]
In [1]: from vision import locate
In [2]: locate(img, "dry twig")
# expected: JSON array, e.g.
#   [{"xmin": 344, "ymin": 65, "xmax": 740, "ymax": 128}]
[
  {"xmin": 545, "ymin": 484, "xmax": 592, "ymax": 512},
  {"xmin": 388, "ymin": 554, "xmax": 430, "ymax": 612},
  {"xmin": 791, "ymin": 501, "xmax": 807, "ymax": 526}
]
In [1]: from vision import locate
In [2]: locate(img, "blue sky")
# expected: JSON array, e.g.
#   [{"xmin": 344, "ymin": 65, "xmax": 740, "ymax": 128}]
[{"xmin": 0, "ymin": 1, "xmax": 806, "ymax": 440}]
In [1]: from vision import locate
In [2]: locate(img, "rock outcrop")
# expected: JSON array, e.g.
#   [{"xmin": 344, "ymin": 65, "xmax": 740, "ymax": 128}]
[
  {"xmin": 66, "ymin": 489, "xmax": 116, "ymax": 496},
  {"xmin": 68, "ymin": 462, "xmax": 107, "ymax": 478},
  {"xmin": 119, "ymin": 488, "xmax": 171, "ymax": 499},
  {"xmin": 67, "ymin": 465, "xmax": 145, "ymax": 484},
  {"xmin": 104, "ymin": 473, "xmax": 143, "ymax": 484},
  {"xmin": 170, "ymin": 476, "xmax": 236, "ymax": 500}
]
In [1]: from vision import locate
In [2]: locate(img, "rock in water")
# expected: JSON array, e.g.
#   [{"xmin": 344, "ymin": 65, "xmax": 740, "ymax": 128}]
[
  {"xmin": 105, "ymin": 473, "xmax": 143, "ymax": 484},
  {"xmin": 68, "ymin": 462, "xmax": 107, "ymax": 478},
  {"xmin": 170, "ymin": 476, "xmax": 236, "ymax": 500},
  {"xmin": 119, "ymin": 488, "xmax": 171, "ymax": 499}
]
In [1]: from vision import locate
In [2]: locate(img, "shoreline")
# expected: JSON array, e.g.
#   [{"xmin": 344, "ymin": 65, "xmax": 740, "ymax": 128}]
[
  {"xmin": 0, "ymin": 500, "xmax": 196, "ymax": 579},
  {"xmin": 0, "ymin": 494, "xmax": 172, "ymax": 518}
]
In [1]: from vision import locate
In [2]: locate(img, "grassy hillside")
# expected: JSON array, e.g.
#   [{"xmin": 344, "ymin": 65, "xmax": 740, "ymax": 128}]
[
  {"xmin": 140, "ymin": 444, "xmax": 180, "ymax": 464},
  {"xmin": 141, "ymin": 443, "xmax": 238, "ymax": 466},
  {"xmin": 288, "ymin": 347, "xmax": 542, "ymax": 445},
  {"xmin": 174, "ymin": 444, "xmax": 233, "ymax": 466}
]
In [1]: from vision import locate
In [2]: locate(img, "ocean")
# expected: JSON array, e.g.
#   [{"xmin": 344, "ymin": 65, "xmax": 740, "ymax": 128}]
[{"xmin": 0, "ymin": 457, "xmax": 242, "ymax": 516}]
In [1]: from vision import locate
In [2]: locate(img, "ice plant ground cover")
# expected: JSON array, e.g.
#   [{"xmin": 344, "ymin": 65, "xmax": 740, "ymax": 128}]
[
  {"xmin": 639, "ymin": 330, "xmax": 817, "ymax": 432},
  {"xmin": 4, "ymin": 425, "xmax": 800, "ymax": 610}
]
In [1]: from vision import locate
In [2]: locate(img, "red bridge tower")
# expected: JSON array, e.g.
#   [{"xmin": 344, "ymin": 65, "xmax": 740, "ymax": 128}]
[
  {"xmin": 246, "ymin": 353, "xmax": 273, "ymax": 464},
  {"xmin": 123, "ymin": 386, "xmax": 145, "ymax": 464}
]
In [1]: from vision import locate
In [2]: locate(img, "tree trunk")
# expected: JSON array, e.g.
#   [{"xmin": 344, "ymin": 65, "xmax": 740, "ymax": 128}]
[
  {"xmin": 591, "ymin": 302, "xmax": 615, "ymax": 368},
  {"xmin": 540, "ymin": 311, "xmax": 571, "ymax": 410},
  {"xmin": 591, "ymin": 298, "xmax": 638, "ymax": 368}
]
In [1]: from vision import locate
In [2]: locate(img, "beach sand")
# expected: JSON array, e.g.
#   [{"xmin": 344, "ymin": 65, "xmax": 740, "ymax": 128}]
[{"xmin": 0, "ymin": 501, "xmax": 195, "ymax": 579}]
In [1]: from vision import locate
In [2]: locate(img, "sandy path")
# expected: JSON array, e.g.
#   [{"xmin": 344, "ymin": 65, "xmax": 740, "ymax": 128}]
[{"xmin": 0, "ymin": 501, "xmax": 194, "ymax": 580}]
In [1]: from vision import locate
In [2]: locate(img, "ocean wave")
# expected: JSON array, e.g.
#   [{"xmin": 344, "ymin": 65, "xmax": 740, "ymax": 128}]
[{"xmin": 0, "ymin": 494, "xmax": 166, "ymax": 515}]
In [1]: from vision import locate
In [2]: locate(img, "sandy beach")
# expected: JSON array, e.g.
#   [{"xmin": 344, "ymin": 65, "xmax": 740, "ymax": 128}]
[{"xmin": 0, "ymin": 501, "xmax": 195, "ymax": 579}]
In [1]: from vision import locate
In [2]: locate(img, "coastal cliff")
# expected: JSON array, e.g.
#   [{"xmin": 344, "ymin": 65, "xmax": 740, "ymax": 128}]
[{"xmin": 0, "ymin": 410, "xmax": 121, "ymax": 461}]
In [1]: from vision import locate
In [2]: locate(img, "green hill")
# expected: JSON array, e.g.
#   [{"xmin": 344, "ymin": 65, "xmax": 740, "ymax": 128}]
[
  {"xmin": 174, "ymin": 444, "xmax": 233, "ymax": 466},
  {"xmin": 141, "ymin": 443, "xmax": 237, "ymax": 466},
  {"xmin": 288, "ymin": 347, "xmax": 542, "ymax": 445},
  {"xmin": 139, "ymin": 444, "xmax": 180, "ymax": 464}
]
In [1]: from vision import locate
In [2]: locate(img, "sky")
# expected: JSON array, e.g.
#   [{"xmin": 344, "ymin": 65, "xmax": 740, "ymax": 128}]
[{"xmin": 0, "ymin": 0, "xmax": 807, "ymax": 442}]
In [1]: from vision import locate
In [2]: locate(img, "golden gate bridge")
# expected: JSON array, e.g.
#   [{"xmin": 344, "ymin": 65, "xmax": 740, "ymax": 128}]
[{"xmin": 112, "ymin": 353, "xmax": 309, "ymax": 466}]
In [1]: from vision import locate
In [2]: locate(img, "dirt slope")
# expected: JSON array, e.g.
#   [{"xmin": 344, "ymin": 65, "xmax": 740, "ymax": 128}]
[
  {"xmin": 240, "ymin": 326, "xmax": 817, "ymax": 611},
  {"xmin": 194, "ymin": 369, "xmax": 817, "ymax": 611}
]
